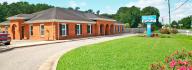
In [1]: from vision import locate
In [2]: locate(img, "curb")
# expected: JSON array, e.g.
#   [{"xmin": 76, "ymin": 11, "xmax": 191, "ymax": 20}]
[
  {"xmin": 38, "ymin": 51, "xmax": 65, "ymax": 70},
  {"xmin": 0, "ymin": 40, "xmax": 68, "ymax": 53}
]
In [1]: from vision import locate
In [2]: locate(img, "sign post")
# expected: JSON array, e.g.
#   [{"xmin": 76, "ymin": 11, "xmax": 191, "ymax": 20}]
[{"xmin": 142, "ymin": 15, "xmax": 156, "ymax": 37}]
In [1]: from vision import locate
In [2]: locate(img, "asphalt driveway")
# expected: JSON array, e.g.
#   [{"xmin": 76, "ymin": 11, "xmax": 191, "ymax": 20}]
[{"xmin": 0, "ymin": 33, "xmax": 136, "ymax": 70}]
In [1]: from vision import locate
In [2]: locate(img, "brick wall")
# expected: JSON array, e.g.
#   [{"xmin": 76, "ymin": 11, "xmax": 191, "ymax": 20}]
[{"xmin": 2, "ymin": 20, "xmax": 125, "ymax": 40}]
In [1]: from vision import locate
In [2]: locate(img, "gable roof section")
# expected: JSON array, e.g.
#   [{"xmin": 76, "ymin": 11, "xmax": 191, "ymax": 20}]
[
  {"xmin": 5, "ymin": 7, "xmax": 118, "ymax": 24},
  {"xmin": 7, "ymin": 14, "xmax": 34, "ymax": 20},
  {"xmin": 25, "ymin": 8, "xmax": 95, "ymax": 23},
  {"xmin": 0, "ymin": 21, "xmax": 10, "ymax": 25}
]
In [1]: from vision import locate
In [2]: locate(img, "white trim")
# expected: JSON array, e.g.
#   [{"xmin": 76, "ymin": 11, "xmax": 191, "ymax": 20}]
[
  {"xmin": 29, "ymin": 24, "xmax": 33, "ymax": 36},
  {"xmin": 40, "ymin": 24, "xmax": 45, "ymax": 37},
  {"xmin": 76, "ymin": 24, "xmax": 81, "ymax": 35},
  {"xmin": 7, "ymin": 17, "xmax": 27, "ymax": 20},
  {"xmin": 61, "ymin": 23, "xmax": 67, "ymax": 36},
  {"xmin": 87, "ymin": 24, "xmax": 92, "ymax": 35},
  {"xmin": 25, "ymin": 19, "xmax": 96, "ymax": 24}
]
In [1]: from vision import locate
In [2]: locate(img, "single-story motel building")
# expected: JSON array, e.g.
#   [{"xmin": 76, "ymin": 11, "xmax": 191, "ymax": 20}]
[{"xmin": 0, "ymin": 7, "xmax": 125, "ymax": 41}]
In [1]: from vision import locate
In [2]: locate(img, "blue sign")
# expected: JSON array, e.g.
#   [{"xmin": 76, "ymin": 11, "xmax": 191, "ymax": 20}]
[
  {"xmin": 142, "ymin": 15, "xmax": 156, "ymax": 23},
  {"xmin": 142, "ymin": 15, "xmax": 157, "ymax": 37}
]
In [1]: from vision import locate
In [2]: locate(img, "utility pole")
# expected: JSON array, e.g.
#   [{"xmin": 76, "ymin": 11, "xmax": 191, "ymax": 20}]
[{"xmin": 168, "ymin": 0, "xmax": 171, "ymax": 24}]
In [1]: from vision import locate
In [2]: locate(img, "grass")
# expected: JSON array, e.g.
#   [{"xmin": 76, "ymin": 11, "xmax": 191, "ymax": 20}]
[{"xmin": 57, "ymin": 34, "xmax": 192, "ymax": 70}]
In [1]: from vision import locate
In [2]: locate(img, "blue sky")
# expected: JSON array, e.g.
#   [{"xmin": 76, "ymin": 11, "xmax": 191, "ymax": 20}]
[{"xmin": 0, "ymin": 0, "xmax": 192, "ymax": 23}]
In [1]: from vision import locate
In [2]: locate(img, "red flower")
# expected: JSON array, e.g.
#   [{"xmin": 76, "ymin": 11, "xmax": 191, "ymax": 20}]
[
  {"xmin": 178, "ymin": 60, "xmax": 183, "ymax": 65},
  {"xmin": 183, "ymin": 61, "xmax": 188, "ymax": 65},
  {"xmin": 178, "ymin": 66, "xmax": 187, "ymax": 70},
  {"xmin": 188, "ymin": 66, "xmax": 192, "ymax": 70},
  {"xmin": 170, "ymin": 59, "xmax": 176, "ymax": 68}
]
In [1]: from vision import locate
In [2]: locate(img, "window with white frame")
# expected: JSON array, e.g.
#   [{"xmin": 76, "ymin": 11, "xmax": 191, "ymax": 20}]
[
  {"xmin": 87, "ymin": 24, "xmax": 92, "ymax": 34},
  {"xmin": 40, "ymin": 24, "xmax": 44, "ymax": 36},
  {"xmin": 5, "ymin": 26, "xmax": 8, "ymax": 33},
  {"xmin": 76, "ymin": 24, "xmax": 81, "ymax": 35},
  {"xmin": 30, "ymin": 24, "xmax": 33, "ymax": 36},
  {"xmin": 60, "ymin": 24, "xmax": 67, "ymax": 36}
]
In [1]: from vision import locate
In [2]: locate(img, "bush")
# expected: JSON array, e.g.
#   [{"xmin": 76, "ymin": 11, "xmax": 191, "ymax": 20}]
[
  {"xmin": 170, "ymin": 28, "xmax": 178, "ymax": 34},
  {"xmin": 160, "ymin": 28, "xmax": 170, "ymax": 34},
  {"xmin": 160, "ymin": 26, "xmax": 178, "ymax": 34},
  {"xmin": 150, "ymin": 49, "xmax": 192, "ymax": 70}
]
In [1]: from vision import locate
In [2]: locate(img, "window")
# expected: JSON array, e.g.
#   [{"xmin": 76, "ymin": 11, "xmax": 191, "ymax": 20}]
[
  {"xmin": 40, "ymin": 24, "xmax": 44, "ymax": 36},
  {"xmin": 87, "ymin": 24, "xmax": 92, "ymax": 34},
  {"xmin": 118, "ymin": 25, "xmax": 120, "ymax": 32},
  {"xmin": 60, "ymin": 24, "xmax": 67, "ymax": 36},
  {"xmin": 5, "ymin": 26, "xmax": 8, "ymax": 33},
  {"xmin": 30, "ymin": 25, "xmax": 33, "ymax": 36},
  {"xmin": 76, "ymin": 24, "xmax": 81, "ymax": 35}
]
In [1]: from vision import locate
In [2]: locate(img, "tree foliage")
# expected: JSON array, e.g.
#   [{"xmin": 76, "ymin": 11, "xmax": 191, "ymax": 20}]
[
  {"xmin": 171, "ymin": 20, "xmax": 178, "ymax": 28},
  {"xmin": 178, "ymin": 16, "xmax": 192, "ymax": 29},
  {"xmin": 0, "ymin": 1, "xmax": 53, "ymax": 22},
  {"xmin": 85, "ymin": 9, "xmax": 94, "ymax": 14},
  {"xmin": 115, "ymin": 6, "xmax": 161, "ymax": 28},
  {"xmin": 115, "ymin": 6, "xmax": 141, "ymax": 28},
  {"xmin": 141, "ymin": 6, "xmax": 162, "ymax": 29}
]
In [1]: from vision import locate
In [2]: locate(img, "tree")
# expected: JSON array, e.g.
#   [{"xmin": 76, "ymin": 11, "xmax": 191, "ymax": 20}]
[
  {"xmin": 0, "ymin": 1, "xmax": 53, "ymax": 22},
  {"xmin": 67, "ymin": 7, "xmax": 74, "ymax": 10},
  {"xmin": 178, "ymin": 16, "xmax": 192, "ymax": 29},
  {"xmin": 171, "ymin": 20, "xmax": 178, "ymax": 28},
  {"xmin": 75, "ymin": 7, "xmax": 80, "ymax": 11},
  {"xmin": 115, "ymin": 6, "xmax": 141, "ymax": 28},
  {"xmin": 100, "ymin": 13, "xmax": 115, "ymax": 18},
  {"xmin": 85, "ymin": 9, "xmax": 94, "ymax": 14},
  {"xmin": 96, "ymin": 10, "xmax": 100, "ymax": 15},
  {"xmin": 141, "ymin": 6, "xmax": 162, "ymax": 29}
]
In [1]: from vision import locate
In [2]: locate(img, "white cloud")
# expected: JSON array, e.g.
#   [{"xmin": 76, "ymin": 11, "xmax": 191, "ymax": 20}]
[
  {"xmin": 67, "ymin": 0, "xmax": 87, "ymax": 8},
  {"xmin": 0, "ymin": 0, "xmax": 21, "ymax": 3},
  {"xmin": 126, "ymin": 0, "xmax": 192, "ymax": 24}
]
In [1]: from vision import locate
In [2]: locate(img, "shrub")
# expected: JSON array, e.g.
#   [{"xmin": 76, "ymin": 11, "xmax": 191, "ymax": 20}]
[
  {"xmin": 160, "ymin": 27, "xmax": 178, "ymax": 34},
  {"xmin": 170, "ymin": 28, "xmax": 178, "ymax": 34},
  {"xmin": 160, "ymin": 28, "xmax": 170, "ymax": 34},
  {"xmin": 150, "ymin": 49, "xmax": 192, "ymax": 70}
]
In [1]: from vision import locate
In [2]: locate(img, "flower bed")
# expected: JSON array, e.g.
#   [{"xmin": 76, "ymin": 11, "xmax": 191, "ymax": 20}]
[{"xmin": 150, "ymin": 49, "xmax": 192, "ymax": 70}]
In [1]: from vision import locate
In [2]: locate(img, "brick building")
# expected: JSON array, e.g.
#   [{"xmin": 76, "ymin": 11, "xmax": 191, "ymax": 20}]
[{"xmin": 0, "ymin": 7, "xmax": 125, "ymax": 40}]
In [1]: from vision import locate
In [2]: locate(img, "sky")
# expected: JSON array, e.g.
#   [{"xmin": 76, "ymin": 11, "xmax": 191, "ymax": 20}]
[{"xmin": 0, "ymin": 0, "xmax": 192, "ymax": 23}]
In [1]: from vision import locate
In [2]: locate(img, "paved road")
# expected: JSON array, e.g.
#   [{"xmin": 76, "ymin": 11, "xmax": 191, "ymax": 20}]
[
  {"xmin": 178, "ymin": 29, "xmax": 192, "ymax": 35},
  {"xmin": 0, "ymin": 33, "xmax": 136, "ymax": 70}
]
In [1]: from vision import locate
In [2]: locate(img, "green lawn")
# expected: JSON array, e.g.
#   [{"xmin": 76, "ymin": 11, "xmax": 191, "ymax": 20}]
[{"xmin": 57, "ymin": 34, "xmax": 192, "ymax": 70}]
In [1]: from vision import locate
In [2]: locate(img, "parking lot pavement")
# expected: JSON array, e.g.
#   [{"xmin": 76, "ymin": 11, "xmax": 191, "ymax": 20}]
[{"xmin": 0, "ymin": 33, "xmax": 137, "ymax": 70}]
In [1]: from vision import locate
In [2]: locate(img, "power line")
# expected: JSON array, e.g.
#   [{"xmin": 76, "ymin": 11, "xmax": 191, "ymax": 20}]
[{"xmin": 171, "ymin": 0, "xmax": 190, "ymax": 12}]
